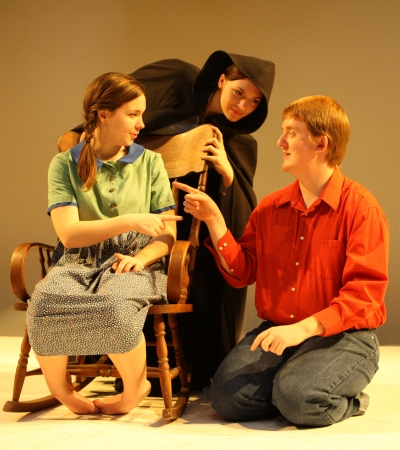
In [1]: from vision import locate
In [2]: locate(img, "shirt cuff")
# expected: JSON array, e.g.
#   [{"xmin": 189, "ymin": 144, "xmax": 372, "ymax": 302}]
[
  {"xmin": 204, "ymin": 231, "xmax": 246, "ymax": 288},
  {"xmin": 47, "ymin": 202, "xmax": 77, "ymax": 216},
  {"xmin": 313, "ymin": 308, "xmax": 343, "ymax": 336}
]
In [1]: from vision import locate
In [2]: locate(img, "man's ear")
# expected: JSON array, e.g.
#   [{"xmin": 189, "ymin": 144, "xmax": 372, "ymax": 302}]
[
  {"xmin": 97, "ymin": 110, "xmax": 109, "ymax": 123},
  {"xmin": 315, "ymin": 135, "xmax": 329, "ymax": 153}
]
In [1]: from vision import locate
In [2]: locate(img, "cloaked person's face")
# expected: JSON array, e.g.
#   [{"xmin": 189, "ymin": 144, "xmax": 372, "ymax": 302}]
[{"xmin": 218, "ymin": 75, "xmax": 262, "ymax": 122}]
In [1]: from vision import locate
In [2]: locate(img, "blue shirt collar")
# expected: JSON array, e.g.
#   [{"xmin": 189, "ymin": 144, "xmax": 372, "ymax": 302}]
[{"xmin": 70, "ymin": 140, "xmax": 145, "ymax": 170}]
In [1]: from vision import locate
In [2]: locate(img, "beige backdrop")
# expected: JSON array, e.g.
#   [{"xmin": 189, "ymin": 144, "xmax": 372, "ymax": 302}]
[{"xmin": 1, "ymin": 0, "xmax": 399, "ymax": 344}]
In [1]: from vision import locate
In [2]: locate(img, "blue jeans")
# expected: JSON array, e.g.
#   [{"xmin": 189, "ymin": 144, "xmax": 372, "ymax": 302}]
[{"xmin": 204, "ymin": 321, "xmax": 379, "ymax": 426}]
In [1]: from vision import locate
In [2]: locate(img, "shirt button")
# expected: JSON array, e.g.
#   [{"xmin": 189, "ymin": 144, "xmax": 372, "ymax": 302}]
[
  {"xmin": 295, "ymin": 261, "xmax": 299, "ymax": 266},
  {"xmin": 223, "ymin": 243, "xmax": 227, "ymax": 247},
  {"xmin": 109, "ymin": 188, "xmax": 115, "ymax": 193},
  {"xmin": 109, "ymin": 176, "xmax": 115, "ymax": 181},
  {"xmin": 222, "ymin": 192, "xmax": 226, "ymax": 196},
  {"xmin": 230, "ymin": 269, "xmax": 234, "ymax": 272},
  {"xmin": 304, "ymin": 213, "xmax": 308, "ymax": 216},
  {"xmin": 291, "ymin": 287, "xmax": 295, "ymax": 291},
  {"xmin": 290, "ymin": 315, "xmax": 294, "ymax": 318},
  {"xmin": 110, "ymin": 203, "xmax": 116, "ymax": 208},
  {"xmin": 300, "ymin": 236, "xmax": 305, "ymax": 240},
  {"xmin": 219, "ymin": 247, "xmax": 223, "ymax": 251}
]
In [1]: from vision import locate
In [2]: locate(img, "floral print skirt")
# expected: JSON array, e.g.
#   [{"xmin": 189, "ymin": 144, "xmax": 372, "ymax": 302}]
[{"xmin": 26, "ymin": 231, "xmax": 168, "ymax": 356}]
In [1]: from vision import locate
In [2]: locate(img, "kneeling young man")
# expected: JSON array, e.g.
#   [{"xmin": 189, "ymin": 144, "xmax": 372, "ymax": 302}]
[{"xmin": 174, "ymin": 95, "xmax": 389, "ymax": 426}]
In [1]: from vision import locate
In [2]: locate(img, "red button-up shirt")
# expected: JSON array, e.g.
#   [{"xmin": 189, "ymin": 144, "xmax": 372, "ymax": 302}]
[{"xmin": 205, "ymin": 168, "xmax": 389, "ymax": 336}]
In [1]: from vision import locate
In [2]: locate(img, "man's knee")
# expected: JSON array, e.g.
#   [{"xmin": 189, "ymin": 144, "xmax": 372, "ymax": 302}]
[
  {"xmin": 207, "ymin": 373, "xmax": 280, "ymax": 422},
  {"xmin": 205, "ymin": 378, "xmax": 246, "ymax": 421},
  {"xmin": 272, "ymin": 374, "xmax": 335, "ymax": 426}
]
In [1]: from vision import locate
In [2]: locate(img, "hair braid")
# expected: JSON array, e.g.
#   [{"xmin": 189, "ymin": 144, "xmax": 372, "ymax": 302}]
[{"xmin": 78, "ymin": 109, "xmax": 98, "ymax": 191}]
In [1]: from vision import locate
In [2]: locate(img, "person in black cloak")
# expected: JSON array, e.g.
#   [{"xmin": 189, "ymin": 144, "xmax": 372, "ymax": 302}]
[{"xmin": 72, "ymin": 50, "xmax": 275, "ymax": 390}]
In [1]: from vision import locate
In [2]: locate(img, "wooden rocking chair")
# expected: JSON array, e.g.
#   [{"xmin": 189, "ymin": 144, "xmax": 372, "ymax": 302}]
[{"xmin": 3, "ymin": 124, "xmax": 215, "ymax": 420}]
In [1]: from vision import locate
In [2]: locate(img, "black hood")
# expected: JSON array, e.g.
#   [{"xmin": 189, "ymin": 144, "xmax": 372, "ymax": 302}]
[
  {"xmin": 131, "ymin": 59, "xmax": 200, "ymax": 133},
  {"xmin": 193, "ymin": 50, "xmax": 275, "ymax": 135}
]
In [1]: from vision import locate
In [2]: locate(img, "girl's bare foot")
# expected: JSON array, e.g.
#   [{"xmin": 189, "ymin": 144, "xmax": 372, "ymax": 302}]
[
  {"xmin": 94, "ymin": 393, "xmax": 123, "ymax": 407},
  {"xmin": 56, "ymin": 389, "xmax": 101, "ymax": 414},
  {"xmin": 94, "ymin": 380, "xmax": 151, "ymax": 414},
  {"xmin": 51, "ymin": 372, "xmax": 100, "ymax": 414},
  {"xmin": 34, "ymin": 354, "xmax": 100, "ymax": 414}
]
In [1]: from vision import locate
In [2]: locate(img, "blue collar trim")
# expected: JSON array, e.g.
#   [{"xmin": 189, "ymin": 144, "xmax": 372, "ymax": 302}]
[{"xmin": 70, "ymin": 140, "xmax": 145, "ymax": 170}]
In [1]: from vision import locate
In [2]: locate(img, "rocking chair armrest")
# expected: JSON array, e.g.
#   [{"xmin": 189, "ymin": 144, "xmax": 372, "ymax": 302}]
[
  {"xmin": 10, "ymin": 242, "xmax": 55, "ymax": 302},
  {"xmin": 166, "ymin": 240, "xmax": 198, "ymax": 304}
]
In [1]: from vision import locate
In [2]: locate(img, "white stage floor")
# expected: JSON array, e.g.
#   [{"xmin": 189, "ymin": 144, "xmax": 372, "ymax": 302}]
[{"xmin": 1, "ymin": 337, "xmax": 399, "ymax": 450}]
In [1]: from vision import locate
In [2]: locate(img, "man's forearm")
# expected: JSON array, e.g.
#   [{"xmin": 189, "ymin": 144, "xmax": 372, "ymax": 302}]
[{"xmin": 296, "ymin": 316, "xmax": 325, "ymax": 339}]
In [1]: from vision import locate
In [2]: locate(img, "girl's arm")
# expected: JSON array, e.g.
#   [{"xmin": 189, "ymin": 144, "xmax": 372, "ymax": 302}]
[
  {"xmin": 50, "ymin": 205, "xmax": 181, "ymax": 249},
  {"xmin": 113, "ymin": 209, "xmax": 177, "ymax": 273}
]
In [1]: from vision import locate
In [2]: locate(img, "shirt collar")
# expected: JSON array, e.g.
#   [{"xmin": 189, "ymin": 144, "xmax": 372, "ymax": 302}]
[
  {"xmin": 70, "ymin": 140, "xmax": 145, "ymax": 170},
  {"xmin": 277, "ymin": 167, "xmax": 344, "ymax": 212},
  {"xmin": 319, "ymin": 167, "xmax": 344, "ymax": 211}
]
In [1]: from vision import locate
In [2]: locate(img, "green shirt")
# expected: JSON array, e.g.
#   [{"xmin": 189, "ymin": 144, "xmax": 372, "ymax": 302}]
[{"xmin": 48, "ymin": 141, "xmax": 175, "ymax": 221}]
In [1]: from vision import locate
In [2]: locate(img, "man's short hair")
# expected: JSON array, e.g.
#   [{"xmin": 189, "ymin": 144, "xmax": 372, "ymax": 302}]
[{"xmin": 282, "ymin": 95, "xmax": 350, "ymax": 167}]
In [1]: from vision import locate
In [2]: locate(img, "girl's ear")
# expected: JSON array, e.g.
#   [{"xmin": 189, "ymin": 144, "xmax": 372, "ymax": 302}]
[
  {"xmin": 218, "ymin": 74, "xmax": 226, "ymax": 89},
  {"xmin": 97, "ymin": 110, "xmax": 108, "ymax": 123}
]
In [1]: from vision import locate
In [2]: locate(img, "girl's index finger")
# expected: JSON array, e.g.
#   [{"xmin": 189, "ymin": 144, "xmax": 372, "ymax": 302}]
[{"xmin": 161, "ymin": 216, "xmax": 183, "ymax": 221}]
